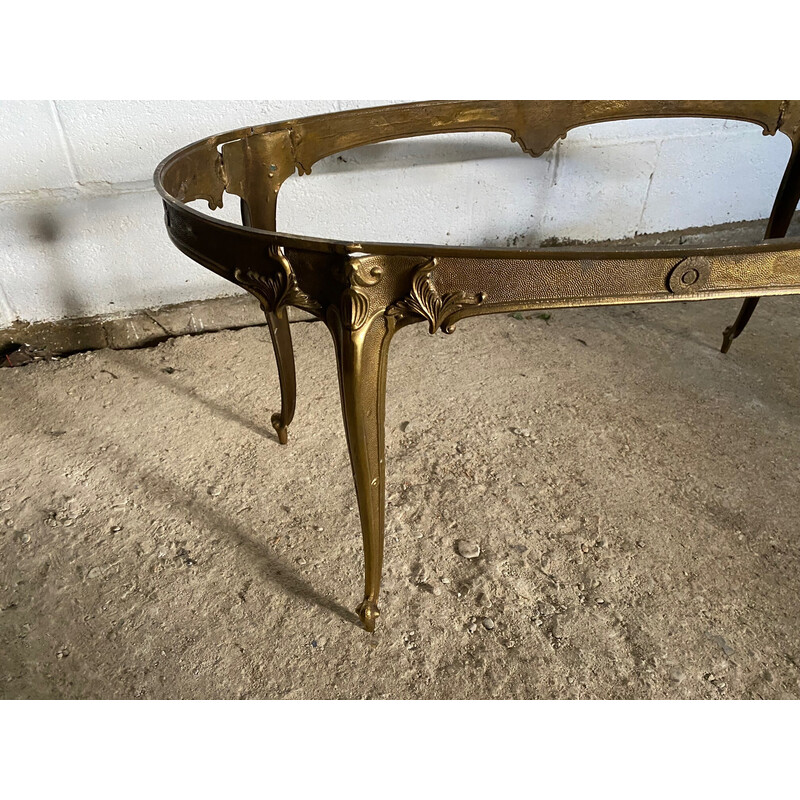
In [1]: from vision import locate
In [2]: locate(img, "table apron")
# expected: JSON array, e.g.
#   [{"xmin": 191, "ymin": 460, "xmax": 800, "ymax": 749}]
[{"xmin": 425, "ymin": 250, "xmax": 800, "ymax": 324}]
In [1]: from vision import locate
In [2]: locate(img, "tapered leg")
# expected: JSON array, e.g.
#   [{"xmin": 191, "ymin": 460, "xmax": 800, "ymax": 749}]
[
  {"xmin": 328, "ymin": 311, "xmax": 393, "ymax": 632},
  {"xmin": 265, "ymin": 305, "xmax": 296, "ymax": 444}
]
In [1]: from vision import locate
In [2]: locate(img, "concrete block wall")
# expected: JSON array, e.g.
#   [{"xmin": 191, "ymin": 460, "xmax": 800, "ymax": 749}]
[{"xmin": 0, "ymin": 100, "xmax": 794, "ymax": 329}]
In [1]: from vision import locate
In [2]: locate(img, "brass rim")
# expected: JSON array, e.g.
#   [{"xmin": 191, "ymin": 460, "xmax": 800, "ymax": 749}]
[{"xmin": 154, "ymin": 99, "xmax": 800, "ymax": 259}]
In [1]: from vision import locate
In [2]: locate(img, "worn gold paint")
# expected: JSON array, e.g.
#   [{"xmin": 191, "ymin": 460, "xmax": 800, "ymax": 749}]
[{"xmin": 154, "ymin": 101, "xmax": 800, "ymax": 632}]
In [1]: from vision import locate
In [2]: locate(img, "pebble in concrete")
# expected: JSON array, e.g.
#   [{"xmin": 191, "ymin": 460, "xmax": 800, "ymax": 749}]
[{"xmin": 457, "ymin": 539, "xmax": 481, "ymax": 559}]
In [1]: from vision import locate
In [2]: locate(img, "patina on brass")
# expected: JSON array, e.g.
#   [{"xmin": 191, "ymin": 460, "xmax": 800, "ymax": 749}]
[{"xmin": 154, "ymin": 101, "xmax": 800, "ymax": 632}]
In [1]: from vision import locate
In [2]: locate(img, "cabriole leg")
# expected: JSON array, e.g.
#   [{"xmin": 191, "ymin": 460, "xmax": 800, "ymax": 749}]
[
  {"xmin": 720, "ymin": 143, "xmax": 800, "ymax": 353},
  {"xmin": 328, "ymin": 312, "xmax": 393, "ymax": 632},
  {"xmin": 239, "ymin": 198, "xmax": 298, "ymax": 445},
  {"xmin": 265, "ymin": 306, "xmax": 296, "ymax": 445}
]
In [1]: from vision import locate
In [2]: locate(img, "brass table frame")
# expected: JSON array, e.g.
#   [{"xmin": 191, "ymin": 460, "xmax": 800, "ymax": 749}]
[{"xmin": 154, "ymin": 101, "xmax": 800, "ymax": 632}]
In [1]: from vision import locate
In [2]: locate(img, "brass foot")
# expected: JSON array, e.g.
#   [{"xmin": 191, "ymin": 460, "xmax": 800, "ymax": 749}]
[
  {"xmin": 720, "ymin": 296, "xmax": 760, "ymax": 354},
  {"xmin": 271, "ymin": 413, "xmax": 288, "ymax": 445},
  {"xmin": 356, "ymin": 598, "xmax": 380, "ymax": 632}
]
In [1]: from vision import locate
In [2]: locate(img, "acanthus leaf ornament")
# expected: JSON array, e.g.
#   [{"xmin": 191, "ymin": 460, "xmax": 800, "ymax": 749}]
[
  {"xmin": 333, "ymin": 252, "xmax": 386, "ymax": 331},
  {"xmin": 234, "ymin": 245, "xmax": 322, "ymax": 316},
  {"xmin": 387, "ymin": 258, "xmax": 487, "ymax": 334},
  {"xmin": 341, "ymin": 287, "xmax": 370, "ymax": 331}
]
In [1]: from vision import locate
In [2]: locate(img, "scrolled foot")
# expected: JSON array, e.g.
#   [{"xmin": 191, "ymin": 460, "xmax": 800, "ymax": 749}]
[
  {"xmin": 271, "ymin": 413, "xmax": 289, "ymax": 445},
  {"xmin": 720, "ymin": 297, "xmax": 759, "ymax": 354},
  {"xmin": 356, "ymin": 598, "xmax": 380, "ymax": 632}
]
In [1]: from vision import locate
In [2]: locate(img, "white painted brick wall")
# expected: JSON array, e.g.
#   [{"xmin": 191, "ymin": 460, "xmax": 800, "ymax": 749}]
[
  {"xmin": 1, "ymin": 101, "xmax": 76, "ymax": 194},
  {"xmin": 0, "ymin": 101, "xmax": 794, "ymax": 328}
]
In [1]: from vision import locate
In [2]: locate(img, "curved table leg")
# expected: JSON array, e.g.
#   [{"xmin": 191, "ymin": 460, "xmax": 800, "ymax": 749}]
[
  {"xmin": 720, "ymin": 297, "xmax": 760, "ymax": 354},
  {"xmin": 720, "ymin": 143, "xmax": 800, "ymax": 353},
  {"xmin": 328, "ymin": 311, "xmax": 393, "ymax": 632},
  {"xmin": 239, "ymin": 198, "xmax": 298, "ymax": 445},
  {"xmin": 265, "ymin": 305, "xmax": 296, "ymax": 445}
]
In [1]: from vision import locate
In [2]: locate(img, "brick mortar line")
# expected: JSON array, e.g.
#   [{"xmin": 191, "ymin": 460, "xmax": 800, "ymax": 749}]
[
  {"xmin": 49, "ymin": 101, "xmax": 80, "ymax": 185},
  {"xmin": 0, "ymin": 126, "xmax": 775, "ymax": 207},
  {"xmin": 0, "ymin": 180, "xmax": 157, "ymax": 206}
]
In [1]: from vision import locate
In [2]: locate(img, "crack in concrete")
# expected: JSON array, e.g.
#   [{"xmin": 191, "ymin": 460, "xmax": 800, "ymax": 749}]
[{"xmin": 142, "ymin": 311, "xmax": 173, "ymax": 338}]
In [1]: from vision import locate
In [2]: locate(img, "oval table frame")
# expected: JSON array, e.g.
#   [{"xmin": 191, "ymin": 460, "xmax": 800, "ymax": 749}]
[{"xmin": 154, "ymin": 100, "xmax": 800, "ymax": 631}]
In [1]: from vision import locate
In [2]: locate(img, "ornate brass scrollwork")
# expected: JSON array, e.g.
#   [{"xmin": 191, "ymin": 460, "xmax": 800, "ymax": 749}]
[
  {"xmin": 388, "ymin": 258, "xmax": 487, "ymax": 334},
  {"xmin": 234, "ymin": 245, "xmax": 322, "ymax": 316},
  {"xmin": 343, "ymin": 254, "xmax": 384, "ymax": 287},
  {"xmin": 333, "ymin": 253, "xmax": 387, "ymax": 331},
  {"xmin": 341, "ymin": 288, "xmax": 370, "ymax": 331}
]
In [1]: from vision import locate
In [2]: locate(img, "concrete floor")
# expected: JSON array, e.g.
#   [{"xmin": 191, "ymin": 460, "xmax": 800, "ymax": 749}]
[{"xmin": 1, "ymin": 296, "xmax": 799, "ymax": 699}]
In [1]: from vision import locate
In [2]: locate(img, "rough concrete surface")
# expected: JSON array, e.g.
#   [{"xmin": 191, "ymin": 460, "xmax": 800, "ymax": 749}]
[{"xmin": 1, "ymin": 296, "xmax": 799, "ymax": 699}]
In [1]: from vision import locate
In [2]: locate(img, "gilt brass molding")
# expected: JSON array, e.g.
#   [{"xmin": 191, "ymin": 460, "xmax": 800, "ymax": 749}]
[
  {"xmin": 234, "ymin": 245, "xmax": 322, "ymax": 316},
  {"xmin": 666, "ymin": 257, "xmax": 711, "ymax": 295},
  {"xmin": 154, "ymin": 100, "xmax": 800, "ymax": 632},
  {"xmin": 387, "ymin": 258, "xmax": 487, "ymax": 334},
  {"xmin": 340, "ymin": 287, "xmax": 370, "ymax": 331},
  {"xmin": 333, "ymin": 254, "xmax": 388, "ymax": 331},
  {"xmin": 342, "ymin": 254, "xmax": 385, "ymax": 287}
]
